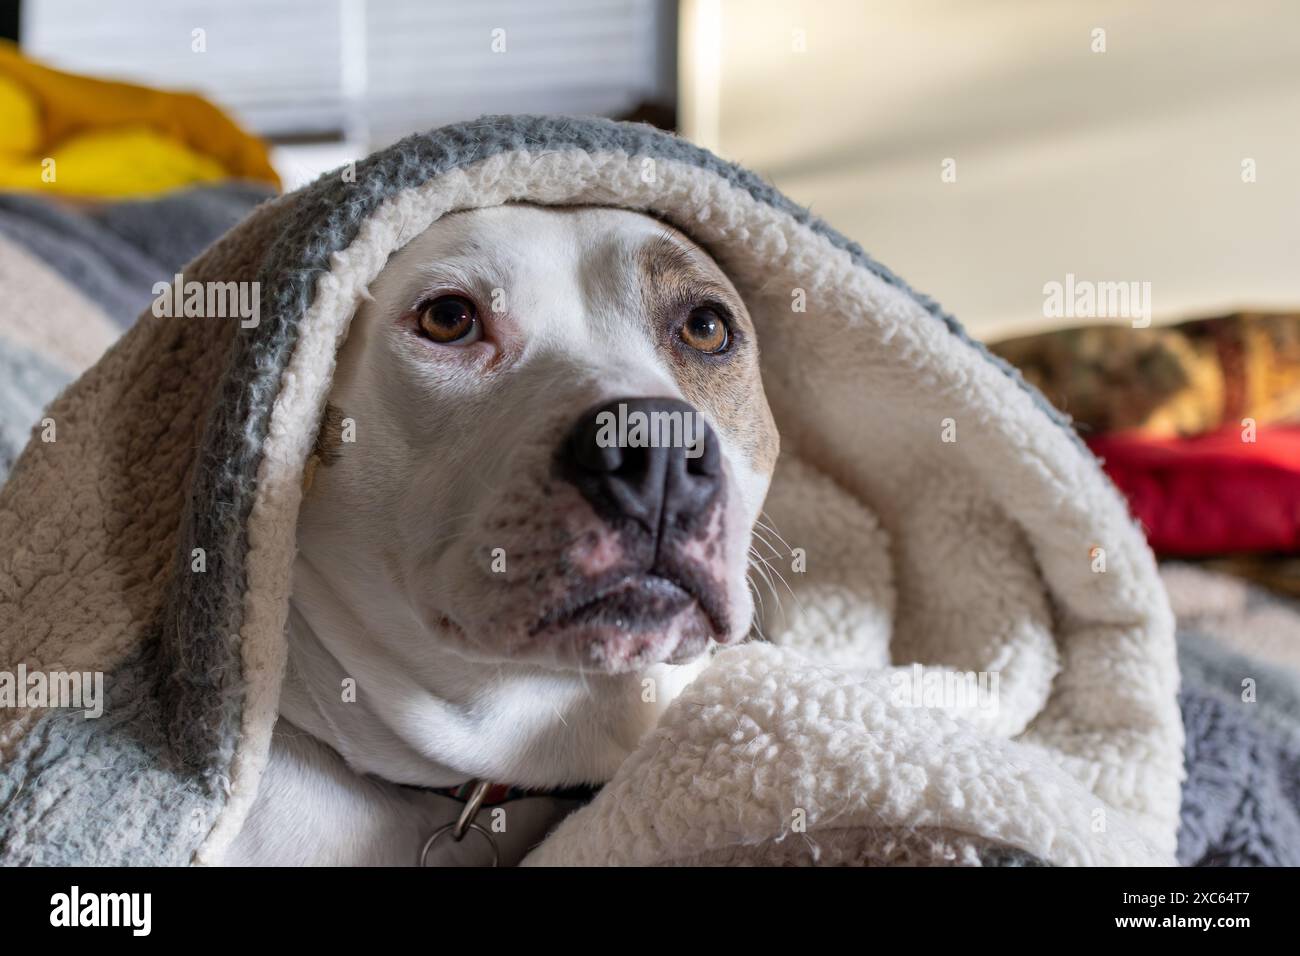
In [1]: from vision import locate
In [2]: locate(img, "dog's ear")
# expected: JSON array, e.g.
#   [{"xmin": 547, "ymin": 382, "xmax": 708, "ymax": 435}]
[{"xmin": 302, "ymin": 402, "xmax": 345, "ymax": 494}]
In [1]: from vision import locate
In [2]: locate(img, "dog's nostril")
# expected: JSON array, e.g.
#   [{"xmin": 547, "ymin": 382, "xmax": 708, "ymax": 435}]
[
  {"xmin": 571, "ymin": 429, "xmax": 625, "ymax": 474},
  {"xmin": 558, "ymin": 396, "xmax": 721, "ymax": 535},
  {"xmin": 686, "ymin": 433, "xmax": 721, "ymax": 477}
]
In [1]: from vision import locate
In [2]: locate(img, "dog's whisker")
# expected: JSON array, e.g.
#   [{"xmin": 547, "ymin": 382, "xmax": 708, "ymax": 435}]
[
  {"xmin": 750, "ymin": 547, "xmax": 805, "ymax": 622},
  {"xmin": 744, "ymin": 575, "xmax": 773, "ymax": 644},
  {"xmin": 749, "ymin": 559, "xmax": 784, "ymax": 625},
  {"xmin": 754, "ymin": 517, "xmax": 795, "ymax": 554},
  {"xmin": 745, "ymin": 567, "xmax": 769, "ymax": 618},
  {"xmin": 746, "ymin": 556, "xmax": 781, "ymax": 623},
  {"xmin": 748, "ymin": 526, "xmax": 782, "ymax": 559},
  {"xmin": 748, "ymin": 548, "xmax": 794, "ymax": 625},
  {"xmin": 755, "ymin": 512, "xmax": 798, "ymax": 556},
  {"xmin": 756, "ymin": 551, "xmax": 804, "ymax": 615},
  {"xmin": 755, "ymin": 512, "xmax": 796, "ymax": 552},
  {"xmin": 745, "ymin": 568, "xmax": 766, "ymax": 618},
  {"xmin": 745, "ymin": 579, "xmax": 771, "ymax": 642},
  {"xmin": 751, "ymin": 515, "xmax": 808, "ymax": 616}
]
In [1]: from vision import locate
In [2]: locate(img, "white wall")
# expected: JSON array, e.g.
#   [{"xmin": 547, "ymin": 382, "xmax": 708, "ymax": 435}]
[{"xmin": 681, "ymin": 0, "xmax": 1300, "ymax": 339}]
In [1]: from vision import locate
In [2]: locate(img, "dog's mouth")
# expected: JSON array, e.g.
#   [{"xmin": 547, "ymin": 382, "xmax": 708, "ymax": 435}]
[
  {"xmin": 527, "ymin": 565, "xmax": 731, "ymax": 671},
  {"xmin": 532, "ymin": 573, "xmax": 694, "ymax": 634}
]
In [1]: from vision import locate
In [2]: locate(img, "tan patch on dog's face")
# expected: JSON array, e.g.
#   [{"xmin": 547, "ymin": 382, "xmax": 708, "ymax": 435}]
[
  {"xmin": 636, "ymin": 229, "xmax": 779, "ymax": 474},
  {"xmin": 302, "ymin": 401, "xmax": 347, "ymax": 494},
  {"xmin": 314, "ymin": 402, "xmax": 347, "ymax": 466}
]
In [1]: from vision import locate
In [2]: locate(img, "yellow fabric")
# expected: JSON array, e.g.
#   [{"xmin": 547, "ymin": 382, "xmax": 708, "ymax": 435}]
[
  {"xmin": 0, "ymin": 126, "xmax": 231, "ymax": 197},
  {"xmin": 0, "ymin": 40, "xmax": 279, "ymax": 197},
  {"xmin": 0, "ymin": 74, "xmax": 40, "ymax": 154}
]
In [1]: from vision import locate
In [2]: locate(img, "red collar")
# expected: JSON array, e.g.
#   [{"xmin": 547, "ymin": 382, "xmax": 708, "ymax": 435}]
[{"xmin": 432, "ymin": 779, "xmax": 601, "ymax": 806}]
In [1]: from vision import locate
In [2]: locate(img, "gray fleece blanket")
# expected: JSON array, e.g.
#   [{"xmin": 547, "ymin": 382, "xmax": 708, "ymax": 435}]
[
  {"xmin": 0, "ymin": 119, "xmax": 1291, "ymax": 866},
  {"xmin": 1175, "ymin": 613, "xmax": 1300, "ymax": 865}
]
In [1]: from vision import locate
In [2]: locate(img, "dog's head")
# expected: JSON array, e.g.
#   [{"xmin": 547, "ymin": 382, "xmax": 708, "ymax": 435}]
[{"xmin": 300, "ymin": 204, "xmax": 778, "ymax": 675}]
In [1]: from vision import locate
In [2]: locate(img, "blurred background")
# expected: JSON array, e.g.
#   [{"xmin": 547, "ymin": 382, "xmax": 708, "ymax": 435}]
[{"xmin": 7, "ymin": 0, "xmax": 1298, "ymax": 338}]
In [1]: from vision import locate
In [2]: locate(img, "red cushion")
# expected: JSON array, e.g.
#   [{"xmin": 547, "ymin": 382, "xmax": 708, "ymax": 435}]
[{"xmin": 1086, "ymin": 426, "xmax": 1300, "ymax": 556}]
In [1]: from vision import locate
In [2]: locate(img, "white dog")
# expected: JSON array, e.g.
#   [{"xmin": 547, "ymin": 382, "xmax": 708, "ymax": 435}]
[{"xmin": 225, "ymin": 205, "xmax": 779, "ymax": 865}]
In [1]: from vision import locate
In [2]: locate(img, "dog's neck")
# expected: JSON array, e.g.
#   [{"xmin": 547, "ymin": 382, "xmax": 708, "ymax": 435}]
[{"xmin": 279, "ymin": 553, "xmax": 709, "ymax": 790}]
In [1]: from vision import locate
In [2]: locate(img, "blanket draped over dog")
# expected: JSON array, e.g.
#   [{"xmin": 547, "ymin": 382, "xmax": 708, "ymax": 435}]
[{"xmin": 0, "ymin": 116, "xmax": 1183, "ymax": 866}]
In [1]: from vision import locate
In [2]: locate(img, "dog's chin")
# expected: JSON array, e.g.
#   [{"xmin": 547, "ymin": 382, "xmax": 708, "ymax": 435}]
[{"xmin": 534, "ymin": 574, "xmax": 723, "ymax": 673}]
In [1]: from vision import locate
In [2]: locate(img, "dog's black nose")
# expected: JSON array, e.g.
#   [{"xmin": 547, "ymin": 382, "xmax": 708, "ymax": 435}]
[{"xmin": 559, "ymin": 397, "xmax": 722, "ymax": 536}]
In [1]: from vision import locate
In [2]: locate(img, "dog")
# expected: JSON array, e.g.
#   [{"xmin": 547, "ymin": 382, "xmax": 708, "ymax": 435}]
[{"xmin": 224, "ymin": 204, "xmax": 779, "ymax": 865}]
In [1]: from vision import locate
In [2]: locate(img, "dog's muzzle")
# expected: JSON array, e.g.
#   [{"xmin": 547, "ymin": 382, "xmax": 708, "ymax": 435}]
[{"xmin": 500, "ymin": 396, "xmax": 735, "ymax": 668}]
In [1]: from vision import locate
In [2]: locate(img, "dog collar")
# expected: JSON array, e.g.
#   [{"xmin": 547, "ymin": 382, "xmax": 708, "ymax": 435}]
[
  {"xmin": 420, "ymin": 779, "xmax": 601, "ymax": 867},
  {"xmin": 432, "ymin": 779, "xmax": 602, "ymax": 807}
]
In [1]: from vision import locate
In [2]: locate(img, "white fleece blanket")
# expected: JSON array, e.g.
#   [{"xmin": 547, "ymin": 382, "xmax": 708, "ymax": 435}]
[{"xmin": 525, "ymin": 644, "xmax": 1167, "ymax": 866}]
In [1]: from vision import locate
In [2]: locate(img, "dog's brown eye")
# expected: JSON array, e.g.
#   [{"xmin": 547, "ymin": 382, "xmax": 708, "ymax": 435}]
[
  {"xmin": 680, "ymin": 307, "xmax": 729, "ymax": 354},
  {"xmin": 417, "ymin": 295, "xmax": 481, "ymax": 345}
]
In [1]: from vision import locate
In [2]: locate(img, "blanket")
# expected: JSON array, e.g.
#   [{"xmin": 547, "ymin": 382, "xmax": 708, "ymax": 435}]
[
  {"xmin": 0, "ymin": 183, "xmax": 272, "ymax": 476},
  {"xmin": 1164, "ymin": 560, "xmax": 1300, "ymax": 865},
  {"xmin": 1176, "ymin": 633, "xmax": 1300, "ymax": 866},
  {"xmin": 0, "ymin": 115, "xmax": 1185, "ymax": 866}
]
